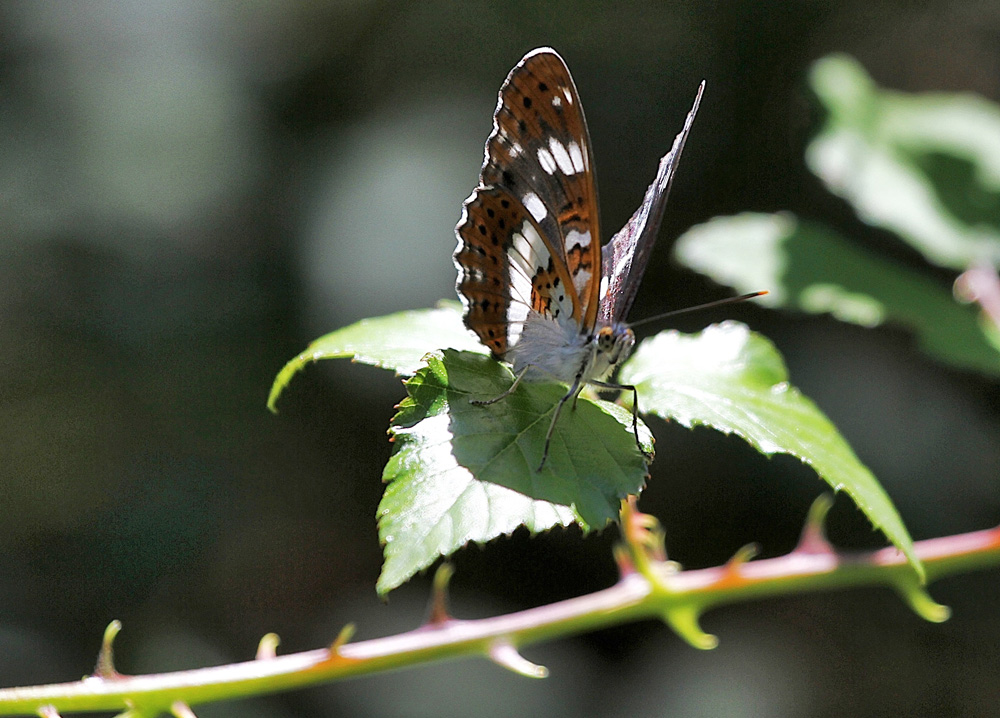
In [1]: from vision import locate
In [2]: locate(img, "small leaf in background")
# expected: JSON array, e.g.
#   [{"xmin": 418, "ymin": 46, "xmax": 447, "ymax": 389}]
[
  {"xmin": 377, "ymin": 349, "xmax": 652, "ymax": 595},
  {"xmin": 807, "ymin": 54, "xmax": 1000, "ymax": 270},
  {"xmin": 674, "ymin": 212, "xmax": 1000, "ymax": 376},
  {"xmin": 620, "ymin": 321, "xmax": 923, "ymax": 581},
  {"xmin": 268, "ymin": 302, "xmax": 482, "ymax": 411}
]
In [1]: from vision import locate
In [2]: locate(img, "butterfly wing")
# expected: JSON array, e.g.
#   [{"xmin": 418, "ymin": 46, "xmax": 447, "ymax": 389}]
[
  {"xmin": 455, "ymin": 47, "xmax": 603, "ymax": 359},
  {"xmin": 455, "ymin": 186, "xmax": 580, "ymax": 358},
  {"xmin": 598, "ymin": 82, "xmax": 704, "ymax": 326}
]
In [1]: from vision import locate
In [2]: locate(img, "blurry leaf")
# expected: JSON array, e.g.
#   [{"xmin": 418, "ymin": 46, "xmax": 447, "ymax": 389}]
[
  {"xmin": 806, "ymin": 54, "xmax": 1000, "ymax": 270},
  {"xmin": 620, "ymin": 321, "xmax": 924, "ymax": 581},
  {"xmin": 674, "ymin": 212, "xmax": 1000, "ymax": 376},
  {"xmin": 268, "ymin": 302, "xmax": 482, "ymax": 411},
  {"xmin": 378, "ymin": 350, "xmax": 652, "ymax": 595}
]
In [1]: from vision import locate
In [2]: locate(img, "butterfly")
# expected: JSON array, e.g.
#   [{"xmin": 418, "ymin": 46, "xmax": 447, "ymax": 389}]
[{"xmin": 454, "ymin": 47, "xmax": 703, "ymax": 471}]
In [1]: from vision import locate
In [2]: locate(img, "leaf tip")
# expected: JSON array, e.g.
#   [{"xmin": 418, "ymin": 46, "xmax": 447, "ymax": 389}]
[{"xmin": 268, "ymin": 350, "xmax": 318, "ymax": 414}]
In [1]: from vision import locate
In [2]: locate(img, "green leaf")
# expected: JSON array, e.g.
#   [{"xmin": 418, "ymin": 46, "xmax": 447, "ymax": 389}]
[
  {"xmin": 674, "ymin": 212, "xmax": 1000, "ymax": 376},
  {"xmin": 620, "ymin": 321, "xmax": 924, "ymax": 582},
  {"xmin": 268, "ymin": 302, "xmax": 483, "ymax": 411},
  {"xmin": 377, "ymin": 349, "xmax": 653, "ymax": 595},
  {"xmin": 807, "ymin": 54, "xmax": 1000, "ymax": 270}
]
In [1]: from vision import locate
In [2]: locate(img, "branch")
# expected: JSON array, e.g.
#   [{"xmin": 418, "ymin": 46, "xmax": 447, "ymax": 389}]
[{"xmin": 1, "ymin": 503, "xmax": 997, "ymax": 717}]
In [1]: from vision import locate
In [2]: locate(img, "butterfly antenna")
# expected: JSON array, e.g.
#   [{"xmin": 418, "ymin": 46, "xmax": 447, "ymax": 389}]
[{"xmin": 629, "ymin": 291, "xmax": 768, "ymax": 328}]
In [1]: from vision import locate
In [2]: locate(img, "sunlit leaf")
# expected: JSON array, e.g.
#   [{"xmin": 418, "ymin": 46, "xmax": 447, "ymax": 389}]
[
  {"xmin": 268, "ymin": 302, "xmax": 482, "ymax": 411},
  {"xmin": 377, "ymin": 350, "xmax": 652, "ymax": 595},
  {"xmin": 620, "ymin": 321, "xmax": 923, "ymax": 581},
  {"xmin": 674, "ymin": 212, "xmax": 1000, "ymax": 376}
]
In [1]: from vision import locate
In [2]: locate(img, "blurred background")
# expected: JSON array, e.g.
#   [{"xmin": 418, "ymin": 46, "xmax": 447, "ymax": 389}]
[{"xmin": 1, "ymin": 2, "xmax": 999, "ymax": 716}]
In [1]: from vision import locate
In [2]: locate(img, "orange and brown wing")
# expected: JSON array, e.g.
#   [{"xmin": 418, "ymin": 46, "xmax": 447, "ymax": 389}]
[
  {"xmin": 455, "ymin": 47, "xmax": 603, "ymax": 354},
  {"xmin": 456, "ymin": 185, "xmax": 579, "ymax": 359}
]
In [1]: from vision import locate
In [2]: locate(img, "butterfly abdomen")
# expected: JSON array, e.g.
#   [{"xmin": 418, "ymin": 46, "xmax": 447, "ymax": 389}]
[{"xmin": 508, "ymin": 311, "xmax": 594, "ymax": 383}]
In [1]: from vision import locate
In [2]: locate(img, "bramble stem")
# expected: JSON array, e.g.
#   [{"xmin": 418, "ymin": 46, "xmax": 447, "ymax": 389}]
[{"xmin": 0, "ymin": 522, "xmax": 997, "ymax": 717}]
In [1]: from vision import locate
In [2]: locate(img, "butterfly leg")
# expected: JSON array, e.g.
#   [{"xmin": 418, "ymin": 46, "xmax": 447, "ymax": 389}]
[
  {"xmin": 470, "ymin": 366, "xmax": 530, "ymax": 406},
  {"xmin": 538, "ymin": 373, "xmax": 585, "ymax": 472},
  {"xmin": 590, "ymin": 380, "xmax": 653, "ymax": 462}
]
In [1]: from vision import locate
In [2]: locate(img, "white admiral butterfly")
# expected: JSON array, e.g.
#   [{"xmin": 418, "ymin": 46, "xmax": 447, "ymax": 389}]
[{"xmin": 455, "ymin": 47, "xmax": 702, "ymax": 470}]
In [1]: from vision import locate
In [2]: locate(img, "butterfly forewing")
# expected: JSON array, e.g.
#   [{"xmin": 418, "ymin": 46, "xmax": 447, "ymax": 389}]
[
  {"xmin": 598, "ymin": 82, "xmax": 704, "ymax": 326},
  {"xmin": 456, "ymin": 185, "xmax": 580, "ymax": 358},
  {"xmin": 468, "ymin": 47, "xmax": 603, "ymax": 337}
]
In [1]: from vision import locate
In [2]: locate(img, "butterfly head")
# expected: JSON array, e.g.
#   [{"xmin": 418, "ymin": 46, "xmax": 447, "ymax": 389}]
[{"xmin": 592, "ymin": 323, "xmax": 635, "ymax": 379}]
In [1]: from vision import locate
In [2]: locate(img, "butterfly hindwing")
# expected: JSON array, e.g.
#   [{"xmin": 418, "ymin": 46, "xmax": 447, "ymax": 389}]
[
  {"xmin": 456, "ymin": 185, "xmax": 580, "ymax": 359},
  {"xmin": 476, "ymin": 47, "xmax": 603, "ymax": 333}
]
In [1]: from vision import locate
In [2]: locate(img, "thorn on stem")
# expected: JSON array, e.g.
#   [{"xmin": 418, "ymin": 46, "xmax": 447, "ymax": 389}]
[
  {"xmin": 619, "ymin": 496, "xmax": 668, "ymax": 565},
  {"xmin": 727, "ymin": 543, "xmax": 761, "ymax": 568},
  {"xmin": 330, "ymin": 624, "xmax": 356, "ymax": 653},
  {"xmin": 94, "ymin": 620, "xmax": 123, "ymax": 680},
  {"xmin": 797, "ymin": 494, "xmax": 836, "ymax": 555},
  {"xmin": 662, "ymin": 606, "xmax": 718, "ymax": 651},
  {"xmin": 613, "ymin": 543, "xmax": 636, "ymax": 578},
  {"xmin": 716, "ymin": 544, "xmax": 761, "ymax": 588},
  {"xmin": 256, "ymin": 633, "xmax": 280, "ymax": 660},
  {"xmin": 427, "ymin": 563, "xmax": 455, "ymax": 626},
  {"xmin": 37, "ymin": 705, "xmax": 60, "ymax": 718},
  {"xmin": 488, "ymin": 640, "xmax": 548, "ymax": 678},
  {"xmin": 893, "ymin": 577, "xmax": 951, "ymax": 624},
  {"xmin": 170, "ymin": 701, "xmax": 198, "ymax": 718}
]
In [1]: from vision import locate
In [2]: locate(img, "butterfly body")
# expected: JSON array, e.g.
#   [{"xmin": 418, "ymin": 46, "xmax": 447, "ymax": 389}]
[
  {"xmin": 504, "ymin": 310, "xmax": 632, "ymax": 383},
  {"xmin": 454, "ymin": 47, "xmax": 702, "ymax": 469}
]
